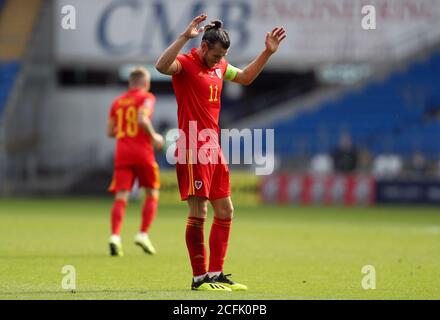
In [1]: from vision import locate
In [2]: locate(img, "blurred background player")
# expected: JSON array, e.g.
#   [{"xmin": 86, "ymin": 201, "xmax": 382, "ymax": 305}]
[
  {"xmin": 155, "ymin": 15, "xmax": 286, "ymax": 291},
  {"xmin": 107, "ymin": 67, "xmax": 164, "ymax": 257}
]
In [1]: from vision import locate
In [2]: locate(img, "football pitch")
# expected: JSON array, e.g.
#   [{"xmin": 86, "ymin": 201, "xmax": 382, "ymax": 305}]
[{"xmin": 1, "ymin": 197, "xmax": 440, "ymax": 300}]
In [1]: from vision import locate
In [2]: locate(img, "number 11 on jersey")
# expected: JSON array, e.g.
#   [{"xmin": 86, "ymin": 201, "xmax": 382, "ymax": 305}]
[{"xmin": 209, "ymin": 84, "xmax": 218, "ymax": 102}]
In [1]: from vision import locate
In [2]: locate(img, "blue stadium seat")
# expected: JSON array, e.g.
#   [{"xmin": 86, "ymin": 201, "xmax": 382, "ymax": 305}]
[
  {"xmin": 271, "ymin": 51, "xmax": 440, "ymax": 159},
  {"xmin": 0, "ymin": 61, "xmax": 20, "ymax": 117}
]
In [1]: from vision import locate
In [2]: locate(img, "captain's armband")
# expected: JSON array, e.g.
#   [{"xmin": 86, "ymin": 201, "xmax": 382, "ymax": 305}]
[{"xmin": 224, "ymin": 64, "xmax": 239, "ymax": 81}]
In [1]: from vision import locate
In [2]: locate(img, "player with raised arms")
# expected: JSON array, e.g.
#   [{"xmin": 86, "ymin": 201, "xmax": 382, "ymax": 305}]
[{"xmin": 155, "ymin": 15, "xmax": 286, "ymax": 291}]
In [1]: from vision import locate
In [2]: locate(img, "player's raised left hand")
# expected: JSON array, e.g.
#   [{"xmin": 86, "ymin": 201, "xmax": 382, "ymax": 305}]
[{"xmin": 265, "ymin": 27, "xmax": 287, "ymax": 54}]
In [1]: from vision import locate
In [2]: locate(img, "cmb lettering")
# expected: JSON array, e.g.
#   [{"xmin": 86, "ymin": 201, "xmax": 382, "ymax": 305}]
[{"xmin": 97, "ymin": 0, "xmax": 251, "ymax": 55}]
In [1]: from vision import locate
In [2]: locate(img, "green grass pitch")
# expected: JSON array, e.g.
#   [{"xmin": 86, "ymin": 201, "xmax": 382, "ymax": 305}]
[{"xmin": 1, "ymin": 197, "xmax": 440, "ymax": 300}]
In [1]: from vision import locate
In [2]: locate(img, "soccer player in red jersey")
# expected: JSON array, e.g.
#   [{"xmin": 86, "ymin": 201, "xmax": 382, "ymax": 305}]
[
  {"xmin": 156, "ymin": 15, "xmax": 286, "ymax": 291},
  {"xmin": 107, "ymin": 68, "xmax": 164, "ymax": 257}
]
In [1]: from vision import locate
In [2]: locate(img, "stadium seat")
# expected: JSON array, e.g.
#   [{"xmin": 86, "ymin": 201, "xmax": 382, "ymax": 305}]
[
  {"xmin": 271, "ymin": 51, "xmax": 440, "ymax": 160},
  {"xmin": 0, "ymin": 61, "xmax": 20, "ymax": 117}
]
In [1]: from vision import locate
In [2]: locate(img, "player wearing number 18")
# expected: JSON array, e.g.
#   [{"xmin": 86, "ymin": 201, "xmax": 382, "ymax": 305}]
[{"xmin": 107, "ymin": 68, "xmax": 164, "ymax": 257}]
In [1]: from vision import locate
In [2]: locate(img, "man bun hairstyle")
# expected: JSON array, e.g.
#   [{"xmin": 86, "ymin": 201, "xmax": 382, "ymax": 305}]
[{"xmin": 202, "ymin": 19, "xmax": 230, "ymax": 49}]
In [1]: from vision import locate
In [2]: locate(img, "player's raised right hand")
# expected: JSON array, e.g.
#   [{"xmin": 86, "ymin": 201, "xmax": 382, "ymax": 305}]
[{"xmin": 182, "ymin": 14, "xmax": 207, "ymax": 39}]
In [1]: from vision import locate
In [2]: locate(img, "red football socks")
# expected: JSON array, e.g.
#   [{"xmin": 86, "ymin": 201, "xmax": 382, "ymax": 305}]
[
  {"xmin": 208, "ymin": 217, "xmax": 232, "ymax": 273},
  {"xmin": 140, "ymin": 196, "xmax": 158, "ymax": 233},
  {"xmin": 186, "ymin": 216, "xmax": 207, "ymax": 277},
  {"xmin": 111, "ymin": 199, "xmax": 127, "ymax": 235}
]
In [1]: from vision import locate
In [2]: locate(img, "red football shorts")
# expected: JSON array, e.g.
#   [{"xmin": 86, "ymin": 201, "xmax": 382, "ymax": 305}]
[
  {"xmin": 175, "ymin": 148, "xmax": 231, "ymax": 201},
  {"xmin": 108, "ymin": 162, "xmax": 160, "ymax": 193}
]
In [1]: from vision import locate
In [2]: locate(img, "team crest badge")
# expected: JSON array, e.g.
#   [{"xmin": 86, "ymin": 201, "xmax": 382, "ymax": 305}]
[
  {"xmin": 194, "ymin": 180, "xmax": 203, "ymax": 190},
  {"xmin": 215, "ymin": 68, "xmax": 222, "ymax": 79}
]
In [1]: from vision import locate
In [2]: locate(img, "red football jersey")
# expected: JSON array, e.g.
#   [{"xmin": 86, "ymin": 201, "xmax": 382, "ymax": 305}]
[
  {"xmin": 109, "ymin": 88, "xmax": 156, "ymax": 166},
  {"xmin": 172, "ymin": 48, "xmax": 228, "ymax": 150}
]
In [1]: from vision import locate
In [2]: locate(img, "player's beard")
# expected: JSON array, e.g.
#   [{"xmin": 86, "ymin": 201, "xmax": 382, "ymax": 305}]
[{"xmin": 203, "ymin": 54, "xmax": 216, "ymax": 69}]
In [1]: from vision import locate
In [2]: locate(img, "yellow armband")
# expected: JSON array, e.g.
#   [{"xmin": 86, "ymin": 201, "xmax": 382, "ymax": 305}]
[{"xmin": 224, "ymin": 64, "xmax": 239, "ymax": 81}]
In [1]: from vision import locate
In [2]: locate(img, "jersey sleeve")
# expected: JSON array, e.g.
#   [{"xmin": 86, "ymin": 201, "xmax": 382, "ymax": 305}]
[
  {"xmin": 141, "ymin": 94, "xmax": 156, "ymax": 117},
  {"xmin": 175, "ymin": 53, "xmax": 191, "ymax": 75}
]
